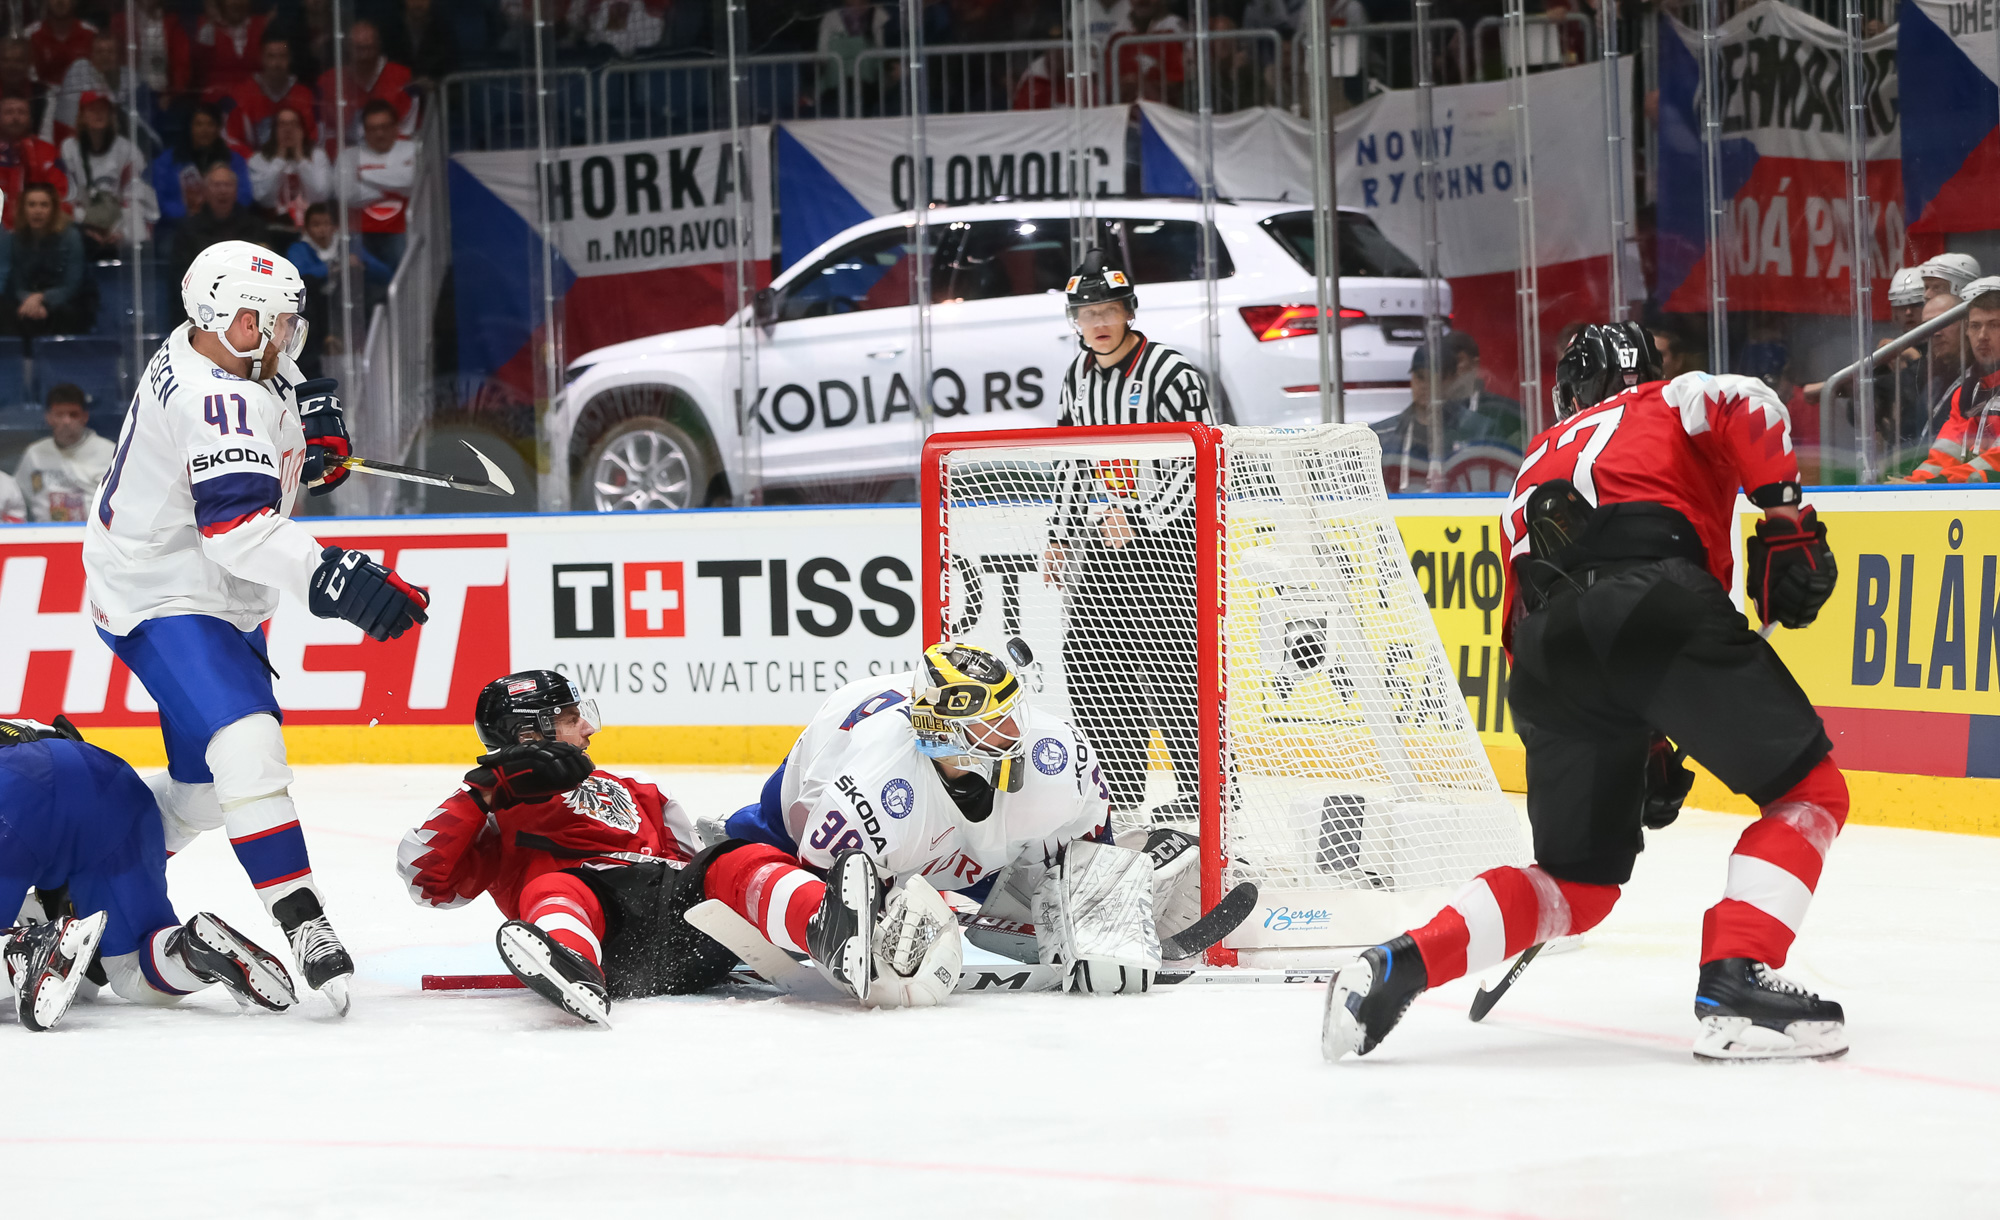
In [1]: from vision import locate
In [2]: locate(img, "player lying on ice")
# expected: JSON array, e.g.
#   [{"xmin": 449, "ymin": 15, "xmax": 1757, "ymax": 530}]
[
  {"xmin": 83, "ymin": 240, "xmax": 433, "ymax": 1017},
  {"xmin": 2, "ymin": 719, "xmax": 300, "ymax": 1032},
  {"xmin": 399, "ymin": 648, "xmax": 1197, "ymax": 1025},
  {"xmin": 1324, "ymin": 322, "xmax": 1850, "ymax": 1065},
  {"xmin": 719, "ymin": 641, "xmax": 1203, "ymax": 1003}
]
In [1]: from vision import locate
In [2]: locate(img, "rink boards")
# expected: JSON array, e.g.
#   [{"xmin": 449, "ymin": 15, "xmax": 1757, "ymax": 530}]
[{"xmin": 2, "ymin": 486, "xmax": 1995, "ymax": 837}]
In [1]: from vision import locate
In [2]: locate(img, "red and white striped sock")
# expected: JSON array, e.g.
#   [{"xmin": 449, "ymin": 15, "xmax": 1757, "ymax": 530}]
[
  {"xmin": 1408, "ymin": 865, "xmax": 1621, "ymax": 986},
  {"xmin": 1701, "ymin": 755, "xmax": 1847, "ymax": 968},
  {"xmin": 518, "ymin": 872, "xmax": 606, "ymax": 969},
  {"xmin": 704, "ymin": 845, "xmax": 824, "ymax": 954}
]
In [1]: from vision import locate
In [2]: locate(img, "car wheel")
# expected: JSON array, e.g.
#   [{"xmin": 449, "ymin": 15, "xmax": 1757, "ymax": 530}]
[{"xmin": 579, "ymin": 417, "xmax": 711, "ymax": 512}]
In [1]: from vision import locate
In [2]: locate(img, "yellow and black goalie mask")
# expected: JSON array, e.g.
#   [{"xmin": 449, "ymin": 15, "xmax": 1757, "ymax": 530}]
[{"xmin": 912, "ymin": 642, "xmax": 1028, "ymax": 793}]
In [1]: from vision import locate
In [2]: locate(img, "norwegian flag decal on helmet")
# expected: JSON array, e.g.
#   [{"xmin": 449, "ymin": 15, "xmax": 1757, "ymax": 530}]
[{"xmin": 250, "ymin": 256, "xmax": 275, "ymax": 275}]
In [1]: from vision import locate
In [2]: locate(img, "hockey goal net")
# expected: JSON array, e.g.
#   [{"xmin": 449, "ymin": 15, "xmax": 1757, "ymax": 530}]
[{"xmin": 920, "ymin": 423, "xmax": 1528, "ymax": 964}]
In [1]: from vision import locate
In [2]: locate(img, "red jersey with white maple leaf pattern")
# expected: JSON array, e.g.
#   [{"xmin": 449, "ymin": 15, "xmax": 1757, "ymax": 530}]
[
  {"xmin": 1498, "ymin": 372, "xmax": 1801, "ymax": 647},
  {"xmin": 396, "ymin": 771, "xmax": 697, "ymax": 920}
]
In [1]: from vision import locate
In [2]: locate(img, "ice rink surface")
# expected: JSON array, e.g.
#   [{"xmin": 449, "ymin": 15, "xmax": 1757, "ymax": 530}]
[{"xmin": 8, "ymin": 765, "xmax": 1997, "ymax": 1220}]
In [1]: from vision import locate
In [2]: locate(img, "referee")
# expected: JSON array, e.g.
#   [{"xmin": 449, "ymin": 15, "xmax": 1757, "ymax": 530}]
[{"xmin": 1043, "ymin": 250, "xmax": 1211, "ymax": 831}]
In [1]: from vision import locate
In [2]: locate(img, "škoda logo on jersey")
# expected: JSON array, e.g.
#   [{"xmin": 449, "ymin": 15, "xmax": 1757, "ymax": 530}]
[
  {"xmin": 190, "ymin": 447, "xmax": 276, "ymax": 474},
  {"xmin": 834, "ymin": 774, "xmax": 887, "ymax": 851}
]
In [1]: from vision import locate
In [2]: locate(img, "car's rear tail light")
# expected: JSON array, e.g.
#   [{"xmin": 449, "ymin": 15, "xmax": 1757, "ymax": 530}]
[{"xmin": 1238, "ymin": 305, "xmax": 1368, "ymax": 342}]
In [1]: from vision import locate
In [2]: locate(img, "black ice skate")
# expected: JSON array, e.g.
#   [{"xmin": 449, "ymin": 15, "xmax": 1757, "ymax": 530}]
[
  {"xmin": 273, "ymin": 889, "xmax": 355, "ymax": 1017},
  {"xmin": 171, "ymin": 912, "xmax": 298, "ymax": 1012},
  {"xmin": 496, "ymin": 920, "xmax": 611, "ymax": 1028},
  {"xmin": 1322, "ymin": 934, "xmax": 1430, "ymax": 1062},
  {"xmin": 1692, "ymin": 958, "xmax": 1847, "ymax": 1063},
  {"xmin": 807, "ymin": 849, "xmax": 882, "ymax": 1004},
  {"xmin": 5, "ymin": 911, "xmax": 107, "ymax": 1032}
]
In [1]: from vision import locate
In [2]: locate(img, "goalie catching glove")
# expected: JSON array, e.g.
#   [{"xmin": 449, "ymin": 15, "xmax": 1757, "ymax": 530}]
[
  {"xmin": 1746, "ymin": 507, "xmax": 1837, "ymax": 630},
  {"xmin": 1033, "ymin": 839, "xmax": 1161, "ymax": 995},
  {"xmin": 467, "ymin": 740, "xmax": 594, "ymax": 809}
]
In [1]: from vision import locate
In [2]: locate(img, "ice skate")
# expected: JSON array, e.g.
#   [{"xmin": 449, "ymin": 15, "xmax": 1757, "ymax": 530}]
[
  {"xmin": 806, "ymin": 848, "xmax": 881, "ymax": 1004},
  {"xmin": 496, "ymin": 920, "xmax": 611, "ymax": 1028},
  {"xmin": 273, "ymin": 889, "xmax": 355, "ymax": 1016},
  {"xmin": 1692, "ymin": 958, "xmax": 1847, "ymax": 1063},
  {"xmin": 172, "ymin": 913, "xmax": 298, "ymax": 1012},
  {"xmin": 5, "ymin": 911, "xmax": 108, "ymax": 1031},
  {"xmin": 1323, "ymin": 934, "xmax": 1429, "ymax": 1062}
]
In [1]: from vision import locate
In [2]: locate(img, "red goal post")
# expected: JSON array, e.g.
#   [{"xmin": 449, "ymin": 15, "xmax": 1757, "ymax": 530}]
[{"xmin": 920, "ymin": 423, "xmax": 1527, "ymax": 966}]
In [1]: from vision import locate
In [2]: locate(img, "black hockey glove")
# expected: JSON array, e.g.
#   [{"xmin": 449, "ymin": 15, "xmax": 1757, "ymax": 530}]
[
  {"xmin": 466, "ymin": 741, "xmax": 594, "ymax": 809},
  {"xmin": 309, "ymin": 546, "xmax": 430, "ymax": 641},
  {"xmin": 1746, "ymin": 507, "xmax": 1838, "ymax": 630},
  {"xmin": 296, "ymin": 379, "xmax": 351, "ymax": 497},
  {"xmin": 1642, "ymin": 736, "xmax": 1694, "ymax": 830}
]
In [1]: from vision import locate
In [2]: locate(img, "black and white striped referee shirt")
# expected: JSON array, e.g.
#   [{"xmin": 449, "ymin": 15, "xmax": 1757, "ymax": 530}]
[
  {"xmin": 1055, "ymin": 332, "xmax": 1211, "ymax": 428},
  {"xmin": 1052, "ymin": 332, "xmax": 1212, "ymax": 542}
]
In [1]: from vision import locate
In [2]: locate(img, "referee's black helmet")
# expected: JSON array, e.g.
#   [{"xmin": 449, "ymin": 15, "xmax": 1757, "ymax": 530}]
[{"xmin": 1065, "ymin": 249, "xmax": 1137, "ymax": 327}]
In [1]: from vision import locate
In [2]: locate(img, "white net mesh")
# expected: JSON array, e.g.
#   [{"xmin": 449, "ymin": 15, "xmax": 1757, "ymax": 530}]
[{"xmin": 933, "ymin": 424, "xmax": 1528, "ymax": 952}]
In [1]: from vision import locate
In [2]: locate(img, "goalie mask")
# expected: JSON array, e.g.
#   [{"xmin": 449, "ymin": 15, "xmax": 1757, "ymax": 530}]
[
  {"xmin": 911, "ymin": 643, "xmax": 1028, "ymax": 793},
  {"xmin": 181, "ymin": 240, "xmax": 309, "ymax": 382},
  {"xmin": 474, "ymin": 670, "xmax": 601, "ymax": 749}
]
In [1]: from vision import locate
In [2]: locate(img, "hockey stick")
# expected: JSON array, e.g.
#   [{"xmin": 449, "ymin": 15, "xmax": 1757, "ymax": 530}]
[
  {"xmin": 957, "ymin": 881, "xmax": 1259, "ymax": 964},
  {"xmin": 1468, "ymin": 941, "xmax": 1543, "ymax": 1022},
  {"xmin": 337, "ymin": 441, "xmax": 516, "ymax": 497}
]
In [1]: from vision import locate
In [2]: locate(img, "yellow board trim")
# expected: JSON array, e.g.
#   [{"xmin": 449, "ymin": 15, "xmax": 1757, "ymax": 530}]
[
  {"xmin": 82, "ymin": 725, "xmax": 803, "ymax": 770},
  {"xmin": 1482, "ymin": 744, "xmax": 2000, "ymax": 839}
]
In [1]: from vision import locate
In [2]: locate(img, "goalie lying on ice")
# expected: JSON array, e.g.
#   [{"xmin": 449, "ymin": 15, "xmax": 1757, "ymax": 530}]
[{"xmin": 720, "ymin": 642, "xmax": 1200, "ymax": 1001}]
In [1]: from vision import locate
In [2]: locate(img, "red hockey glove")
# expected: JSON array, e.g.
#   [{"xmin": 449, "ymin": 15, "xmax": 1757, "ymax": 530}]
[
  {"xmin": 1746, "ymin": 507, "xmax": 1838, "ymax": 630},
  {"xmin": 466, "ymin": 740, "xmax": 594, "ymax": 809}
]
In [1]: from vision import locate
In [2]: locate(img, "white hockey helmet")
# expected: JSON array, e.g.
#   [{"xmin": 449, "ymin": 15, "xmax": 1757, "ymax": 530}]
[
  {"xmin": 1959, "ymin": 275, "xmax": 2000, "ymax": 306},
  {"xmin": 181, "ymin": 240, "xmax": 309, "ymax": 379},
  {"xmin": 1918, "ymin": 252, "xmax": 1981, "ymax": 298},
  {"xmin": 1886, "ymin": 267, "xmax": 1926, "ymax": 308}
]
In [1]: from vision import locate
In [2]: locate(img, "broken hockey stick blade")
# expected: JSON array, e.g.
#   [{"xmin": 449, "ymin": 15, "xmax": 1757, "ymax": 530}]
[
  {"xmin": 1469, "ymin": 941, "xmax": 1544, "ymax": 1022},
  {"xmin": 339, "ymin": 441, "xmax": 515, "ymax": 497}
]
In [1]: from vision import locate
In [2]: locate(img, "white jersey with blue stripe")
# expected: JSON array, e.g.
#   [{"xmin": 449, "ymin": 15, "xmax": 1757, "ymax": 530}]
[
  {"xmin": 83, "ymin": 323, "xmax": 323, "ymax": 636},
  {"xmin": 778, "ymin": 674, "xmax": 1113, "ymax": 894}
]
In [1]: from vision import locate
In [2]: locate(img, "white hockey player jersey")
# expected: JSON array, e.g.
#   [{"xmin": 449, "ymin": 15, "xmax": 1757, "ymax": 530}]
[
  {"xmin": 779, "ymin": 675, "xmax": 1112, "ymax": 893},
  {"xmin": 16, "ymin": 431, "xmax": 116, "ymax": 522},
  {"xmin": 83, "ymin": 324, "xmax": 324, "ymax": 636}
]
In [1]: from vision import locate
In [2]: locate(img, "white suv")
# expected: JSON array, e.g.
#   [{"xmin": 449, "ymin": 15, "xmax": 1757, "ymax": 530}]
[{"xmin": 553, "ymin": 198, "xmax": 1447, "ymax": 511}]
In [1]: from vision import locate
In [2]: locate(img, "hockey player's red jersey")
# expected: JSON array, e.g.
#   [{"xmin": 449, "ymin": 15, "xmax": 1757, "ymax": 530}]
[
  {"xmin": 1499, "ymin": 372, "xmax": 1801, "ymax": 645},
  {"xmin": 397, "ymin": 772, "xmax": 696, "ymax": 919}
]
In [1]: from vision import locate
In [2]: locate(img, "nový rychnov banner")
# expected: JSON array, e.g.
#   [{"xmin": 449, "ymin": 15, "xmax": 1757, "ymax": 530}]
[
  {"xmin": 1900, "ymin": 0, "xmax": 2000, "ymax": 239},
  {"xmin": 450, "ymin": 127, "xmax": 773, "ymax": 391},
  {"xmin": 1656, "ymin": 2, "xmax": 1900, "ymax": 317},
  {"xmin": 775, "ymin": 107, "xmax": 1130, "ymax": 269},
  {"xmin": 1137, "ymin": 61, "xmax": 1633, "ymax": 398}
]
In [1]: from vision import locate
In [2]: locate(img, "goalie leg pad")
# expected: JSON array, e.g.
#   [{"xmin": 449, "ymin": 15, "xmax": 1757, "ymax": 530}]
[
  {"xmin": 1033, "ymin": 840, "xmax": 1161, "ymax": 995},
  {"xmin": 868, "ymin": 875, "xmax": 961, "ymax": 1009}
]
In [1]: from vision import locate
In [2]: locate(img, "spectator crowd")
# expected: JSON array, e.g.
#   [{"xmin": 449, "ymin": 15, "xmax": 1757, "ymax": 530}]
[{"xmin": 0, "ymin": 0, "xmax": 450, "ymax": 358}]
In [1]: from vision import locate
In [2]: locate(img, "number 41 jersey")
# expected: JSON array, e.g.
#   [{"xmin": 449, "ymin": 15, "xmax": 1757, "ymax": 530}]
[
  {"xmin": 84, "ymin": 324, "xmax": 325, "ymax": 636},
  {"xmin": 1498, "ymin": 371, "xmax": 1804, "ymax": 644}
]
